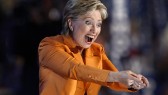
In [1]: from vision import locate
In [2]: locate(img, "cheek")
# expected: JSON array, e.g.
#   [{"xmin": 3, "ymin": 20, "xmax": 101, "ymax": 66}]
[
  {"xmin": 96, "ymin": 30, "xmax": 101, "ymax": 36},
  {"xmin": 73, "ymin": 30, "xmax": 83, "ymax": 41},
  {"xmin": 98, "ymin": 30, "xmax": 101, "ymax": 34},
  {"xmin": 76, "ymin": 27, "xmax": 88, "ymax": 36},
  {"xmin": 74, "ymin": 29, "xmax": 83, "ymax": 37}
]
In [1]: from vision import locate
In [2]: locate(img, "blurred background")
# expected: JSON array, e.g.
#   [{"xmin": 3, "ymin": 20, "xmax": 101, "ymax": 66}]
[{"xmin": 0, "ymin": 0, "xmax": 168, "ymax": 95}]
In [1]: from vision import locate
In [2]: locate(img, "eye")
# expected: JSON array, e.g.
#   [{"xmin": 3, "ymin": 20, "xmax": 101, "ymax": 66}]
[
  {"xmin": 97, "ymin": 23, "xmax": 102, "ymax": 28},
  {"xmin": 85, "ymin": 20, "xmax": 92, "ymax": 25}
]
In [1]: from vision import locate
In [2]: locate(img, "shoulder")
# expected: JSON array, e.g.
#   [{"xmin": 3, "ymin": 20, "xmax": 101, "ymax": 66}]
[
  {"xmin": 40, "ymin": 35, "xmax": 64, "ymax": 45},
  {"xmin": 39, "ymin": 35, "xmax": 67, "ymax": 49},
  {"xmin": 38, "ymin": 35, "xmax": 73, "ymax": 53},
  {"xmin": 38, "ymin": 35, "xmax": 66, "ymax": 51}
]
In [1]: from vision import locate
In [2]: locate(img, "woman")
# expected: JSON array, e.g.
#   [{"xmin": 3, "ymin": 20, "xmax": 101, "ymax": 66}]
[{"xmin": 38, "ymin": 0, "xmax": 149, "ymax": 95}]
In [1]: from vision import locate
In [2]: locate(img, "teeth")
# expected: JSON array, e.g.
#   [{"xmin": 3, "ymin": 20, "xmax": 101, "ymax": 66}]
[{"xmin": 87, "ymin": 35, "xmax": 94, "ymax": 39}]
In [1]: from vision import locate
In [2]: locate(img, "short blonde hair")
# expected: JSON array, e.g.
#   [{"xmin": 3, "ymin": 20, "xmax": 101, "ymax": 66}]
[{"xmin": 62, "ymin": 0, "xmax": 108, "ymax": 35}]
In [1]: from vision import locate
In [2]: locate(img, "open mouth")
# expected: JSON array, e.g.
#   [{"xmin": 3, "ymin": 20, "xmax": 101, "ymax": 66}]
[{"xmin": 85, "ymin": 35, "xmax": 94, "ymax": 43}]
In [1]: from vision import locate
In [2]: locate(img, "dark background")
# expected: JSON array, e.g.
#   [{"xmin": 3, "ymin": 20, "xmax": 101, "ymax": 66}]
[{"xmin": 0, "ymin": 0, "xmax": 168, "ymax": 95}]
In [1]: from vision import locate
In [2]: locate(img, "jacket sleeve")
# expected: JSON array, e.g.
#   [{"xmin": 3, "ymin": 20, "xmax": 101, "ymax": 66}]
[
  {"xmin": 101, "ymin": 46, "xmax": 136, "ymax": 92},
  {"xmin": 38, "ymin": 39, "xmax": 110, "ymax": 85}
]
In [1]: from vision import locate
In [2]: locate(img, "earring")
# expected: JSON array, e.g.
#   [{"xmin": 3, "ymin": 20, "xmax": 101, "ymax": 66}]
[{"xmin": 70, "ymin": 26, "xmax": 73, "ymax": 31}]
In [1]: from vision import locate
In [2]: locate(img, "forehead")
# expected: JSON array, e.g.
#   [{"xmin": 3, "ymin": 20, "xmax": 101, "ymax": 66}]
[{"xmin": 78, "ymin": 10, "xmax": 102, "ymax": 20}]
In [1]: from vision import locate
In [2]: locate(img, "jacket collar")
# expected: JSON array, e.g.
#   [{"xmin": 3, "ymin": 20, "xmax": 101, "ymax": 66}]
[
  {"xmin": 63, "ymin": 35, "xmax": 77, "ymax": 48},
  {"xmin": 62, "ymin": 35, "xmax": 84, "ymax": 52}
]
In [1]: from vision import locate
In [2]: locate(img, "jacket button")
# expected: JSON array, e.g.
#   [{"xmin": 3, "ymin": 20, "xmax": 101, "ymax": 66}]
[
  {"xmin": 95, "ymin": 77, "xmax": 97, "ymax": 80},
  {"xmin": 88, "ymin": 75, "xmax": 92, "ymax": 78}
]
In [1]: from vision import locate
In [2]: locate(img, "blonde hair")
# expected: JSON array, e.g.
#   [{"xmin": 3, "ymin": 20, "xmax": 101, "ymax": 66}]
[{"xmin": 61, "ymin": 0, "xmax": 108, "ymax": 35}]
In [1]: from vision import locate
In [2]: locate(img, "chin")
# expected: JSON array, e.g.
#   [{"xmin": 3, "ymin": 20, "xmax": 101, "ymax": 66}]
[{"xmin": 81, "ymin": 44, "xmax": 91, "ymax": 48}]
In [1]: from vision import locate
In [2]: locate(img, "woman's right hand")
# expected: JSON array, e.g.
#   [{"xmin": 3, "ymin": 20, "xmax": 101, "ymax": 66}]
[{"xmin": 107, "ymin": 70, "xmax": 147, "ymax": 90}]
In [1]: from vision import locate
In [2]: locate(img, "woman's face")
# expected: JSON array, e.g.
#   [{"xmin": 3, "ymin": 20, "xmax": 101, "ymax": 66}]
[{"xmin": 69, "ymin": 10, "xmax": 102, "ymax": 48}]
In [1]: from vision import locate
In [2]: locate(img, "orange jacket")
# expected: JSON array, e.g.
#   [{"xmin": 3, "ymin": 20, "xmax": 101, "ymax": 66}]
[{"xmin": 38, "ymin": 35, "xmax": 132, "ymax": 95}]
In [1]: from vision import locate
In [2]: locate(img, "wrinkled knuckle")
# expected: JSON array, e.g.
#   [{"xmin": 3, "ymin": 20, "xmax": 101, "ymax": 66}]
[{"xmin": 127, "ymin": 70, "xmax": 131, "ymax": 74}]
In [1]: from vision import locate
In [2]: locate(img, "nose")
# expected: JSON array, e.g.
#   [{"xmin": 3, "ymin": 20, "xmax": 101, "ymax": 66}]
[{"xmin": 90, "ymin": 24, "xmax": 97, "ymax": 34}]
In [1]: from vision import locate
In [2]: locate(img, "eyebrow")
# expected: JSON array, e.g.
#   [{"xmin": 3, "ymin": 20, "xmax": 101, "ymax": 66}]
[{"xmin": 83, "ymin": 17, "xmax": 102, "ymax": 22}]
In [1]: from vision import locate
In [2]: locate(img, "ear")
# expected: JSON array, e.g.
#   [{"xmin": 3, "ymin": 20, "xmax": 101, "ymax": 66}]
[{"xmin": 67, "ymin": 18, "xmax": 73, "ymax": 31}]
